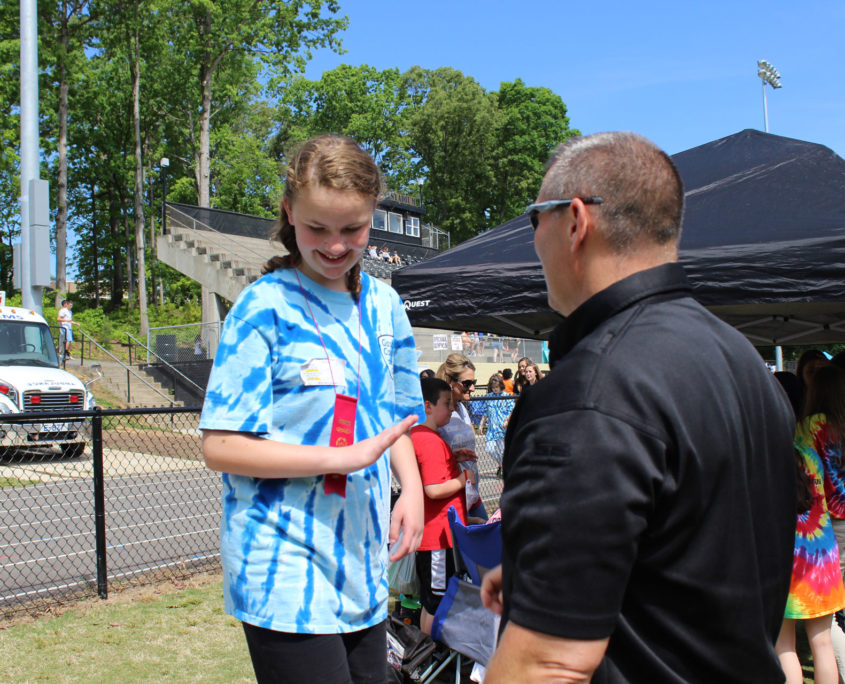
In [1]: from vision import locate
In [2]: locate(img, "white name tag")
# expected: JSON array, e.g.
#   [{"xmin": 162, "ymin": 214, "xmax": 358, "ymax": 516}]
[{"xmin": 300, "ymin": 358, "xmax": 347, "ymax": 386}]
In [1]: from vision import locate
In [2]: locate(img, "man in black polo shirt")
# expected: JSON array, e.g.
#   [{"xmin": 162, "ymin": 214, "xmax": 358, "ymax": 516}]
[{"xmin": 481, "ymin": 132, "xmax": 796, "ymax": 682}]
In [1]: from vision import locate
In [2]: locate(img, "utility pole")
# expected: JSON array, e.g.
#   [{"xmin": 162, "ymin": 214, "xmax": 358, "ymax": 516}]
[{"xmin": 18, "ymin": 0, "xmax": 51, "ymax": 313}]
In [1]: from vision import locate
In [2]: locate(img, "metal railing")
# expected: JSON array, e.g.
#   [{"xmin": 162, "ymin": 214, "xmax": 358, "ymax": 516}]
[
  {"xmin": 0, "ymin": 407, "xmax": 211, "ymax": 619},
  {"xmin": 0, "ymin": 397, "xmax": 516, "ymax": 620},
  {"xmin": 147, "ymin": 320, "xmax": 221, "ymax": 364},
  {"xmin": 126, "ymin": 331, "xmax": 204, "ymax": 397}
]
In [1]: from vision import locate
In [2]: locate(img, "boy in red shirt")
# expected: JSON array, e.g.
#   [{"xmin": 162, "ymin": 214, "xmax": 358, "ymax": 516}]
[{"xmin": 412, "ymin": 376, "xmax": 469, "ymax": 634}]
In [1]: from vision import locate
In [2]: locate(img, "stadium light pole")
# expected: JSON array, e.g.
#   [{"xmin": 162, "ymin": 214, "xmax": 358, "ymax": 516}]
[
  {"xmin": 758, "ymin": 60, "xmax": 783, "ymax": 369},
  {"xmin": 757, "ymin": 59, "xmax": 782, "ymax": 133}
]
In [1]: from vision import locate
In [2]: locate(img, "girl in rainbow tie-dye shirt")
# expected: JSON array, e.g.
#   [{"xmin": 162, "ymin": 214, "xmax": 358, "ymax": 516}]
[{"xmin": 777, "ymin": 365, "xmax": 845, "ymax": 684}]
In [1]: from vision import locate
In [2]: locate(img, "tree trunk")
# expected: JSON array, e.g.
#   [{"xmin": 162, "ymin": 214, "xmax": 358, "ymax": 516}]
[
  {"xmin": 198, "ymin": 60, "xmax": 212, "ymax": 207},
  {"xmin": 54, "ymin": 2, "xmax": 70, "ymax": 308},
  {"xmin": 106, "ymin": 189, "xmax": 123, "ymax": 312},
  {"xmin": 131, "ymin": 10, "xmax": 148, "ymax": 335}
]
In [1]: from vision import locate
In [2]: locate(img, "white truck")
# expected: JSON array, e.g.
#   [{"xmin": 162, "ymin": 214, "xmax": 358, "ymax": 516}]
[{"xmin": 0, "ymin": 306, "xmax": 98, "ymax": 458}]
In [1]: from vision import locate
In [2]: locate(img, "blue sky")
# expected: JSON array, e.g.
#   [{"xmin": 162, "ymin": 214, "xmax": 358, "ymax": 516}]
[{"xmin": 304, "ymin": 0, "xmax": 845, "ymax": 158}]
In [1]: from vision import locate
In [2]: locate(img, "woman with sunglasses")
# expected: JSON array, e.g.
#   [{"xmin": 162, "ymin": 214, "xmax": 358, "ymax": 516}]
[{"xmin": 435, "ymin": 353, "xmax": 487, "ymax": 520}]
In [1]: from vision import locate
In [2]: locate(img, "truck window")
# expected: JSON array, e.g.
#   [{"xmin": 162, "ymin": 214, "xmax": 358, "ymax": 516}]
[{"xmin": 0, "ymin": 321, "xmax": 60, "ymax": 367}]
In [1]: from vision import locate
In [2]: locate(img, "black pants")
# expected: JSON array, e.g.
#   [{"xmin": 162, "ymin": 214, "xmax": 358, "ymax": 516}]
[{"xmin": 242, "ymin": 620, "xmax": 387, "ymax": 684}]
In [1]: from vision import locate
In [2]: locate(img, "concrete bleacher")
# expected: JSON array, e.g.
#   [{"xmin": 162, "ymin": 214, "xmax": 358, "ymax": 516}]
[{"xmin": 157, "ymin": 208, "xmax": 424, "ymax": 307}]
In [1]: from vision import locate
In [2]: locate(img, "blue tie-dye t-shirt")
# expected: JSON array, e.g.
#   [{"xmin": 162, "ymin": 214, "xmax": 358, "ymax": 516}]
[{"xmin": 199, "ymin": 268, "xmax": 424, "ymax": 634}]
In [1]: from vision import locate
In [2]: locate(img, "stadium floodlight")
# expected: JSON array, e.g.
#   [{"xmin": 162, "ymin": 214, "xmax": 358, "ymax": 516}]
[{"xmin": 756, "ymin": 60, "xmax": 782, "ymax": 132}]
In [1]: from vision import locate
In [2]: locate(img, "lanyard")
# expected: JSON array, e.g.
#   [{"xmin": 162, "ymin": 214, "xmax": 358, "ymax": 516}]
[{"xmin": 295, "ymin": 268, "xmax": 362, "ymax": 496}]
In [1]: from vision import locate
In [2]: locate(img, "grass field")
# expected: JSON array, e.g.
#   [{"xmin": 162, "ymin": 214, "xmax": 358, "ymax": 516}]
[
  {"xmin": 0, "ymin": 569, "xmax": 818, "ymax": 683},
  {"xmin": 0, "ymin": 573, "xmax": 253, "ymax": 683}
]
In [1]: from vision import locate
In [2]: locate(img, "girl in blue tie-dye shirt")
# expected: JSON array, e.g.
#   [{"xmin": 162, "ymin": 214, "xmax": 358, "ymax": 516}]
[{"xmin": 200, "ymin": 135, "xmax": 425, "ymax": 683}]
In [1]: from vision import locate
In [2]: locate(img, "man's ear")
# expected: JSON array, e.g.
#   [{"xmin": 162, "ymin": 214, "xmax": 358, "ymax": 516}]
[{"xmin": 569, "ymin": 198, "xmax": 595, "ymax": 253}]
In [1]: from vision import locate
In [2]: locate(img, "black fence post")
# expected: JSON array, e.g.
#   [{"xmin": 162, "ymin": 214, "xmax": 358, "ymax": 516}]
[{"xmin": 92, "ymin": 407, "xmax": 108, "ymax": 599}]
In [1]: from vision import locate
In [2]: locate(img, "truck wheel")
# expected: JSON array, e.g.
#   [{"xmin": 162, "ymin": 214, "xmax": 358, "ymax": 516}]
[{"xmin": 61, "ymin": 443, "xmax": 86, "ymax": 459}]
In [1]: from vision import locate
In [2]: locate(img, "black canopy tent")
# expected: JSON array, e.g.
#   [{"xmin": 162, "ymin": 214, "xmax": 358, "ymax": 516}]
[{"xmin": 392, "ymin": 130, "xmax": 845, "ymax": 345}]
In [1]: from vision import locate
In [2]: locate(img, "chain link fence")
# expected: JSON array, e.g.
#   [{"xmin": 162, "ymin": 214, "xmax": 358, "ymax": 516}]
[
  {"xmin": 0, "ymin": 407, "xmax": 217, "ymax": 620},
  {"xmin": 0, "ymin": 398, "xmax": 514, "ymax": 621},
  {"xmin": 147, "ymin": 321, "xmax": 222, "ymax": 364}
]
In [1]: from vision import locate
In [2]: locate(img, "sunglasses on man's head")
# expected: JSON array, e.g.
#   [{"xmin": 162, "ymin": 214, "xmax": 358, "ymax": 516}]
[{"xmin": 525, "ymin": 197, "xmax": 604, "ymax": 231}]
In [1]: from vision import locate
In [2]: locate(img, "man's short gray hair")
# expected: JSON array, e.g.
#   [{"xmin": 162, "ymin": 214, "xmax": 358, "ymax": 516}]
[{"xmin": 542, "ymin": 132, "xmax": 684, "ymax": 251}]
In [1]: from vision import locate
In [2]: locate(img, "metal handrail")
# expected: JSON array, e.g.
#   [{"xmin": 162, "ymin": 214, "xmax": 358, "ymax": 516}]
[
  {"xmin": 74, "ymin": 328, "xmax": 176, "ymax": 406},
  {"xmin": 125, "ymin": 331, "xmax": 204, "ymax": 395}
]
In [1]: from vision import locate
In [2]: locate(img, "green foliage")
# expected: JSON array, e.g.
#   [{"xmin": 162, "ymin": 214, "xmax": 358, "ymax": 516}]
[
  {"xmin": 211, "ymin": 100, "xmax": 283, "ymax": 217},
  {"xmin": 273, "ymin": 65, "xmax": 580, "ymax": 244},
  {"xmin": 274, "ymin": 64, "xmax": 412, "ymax": 184},
  {"xmin": 403, "ymin": 67, "xmax": 499, "ymax": 243},
  {"xmin": 2, "ymin": 1, "xmax": 345, "ymax": 307},
  {"xmin": 489, "ymin": 79, "xmax": 580, "ymax": 224}
]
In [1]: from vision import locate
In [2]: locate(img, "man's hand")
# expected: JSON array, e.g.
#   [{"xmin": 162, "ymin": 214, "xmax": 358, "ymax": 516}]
[{"xmin": 481, "ymin": 564, "xmax": 504, "ymax": 615}]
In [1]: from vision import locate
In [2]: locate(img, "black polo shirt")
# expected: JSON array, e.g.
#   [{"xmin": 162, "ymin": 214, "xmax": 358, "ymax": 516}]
[{"xmin": 500, "ymin": 262, "xmax": 795, "ymax": 683}]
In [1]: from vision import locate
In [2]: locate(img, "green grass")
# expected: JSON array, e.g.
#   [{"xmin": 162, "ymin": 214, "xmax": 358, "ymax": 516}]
[
  {"xmin": 0, "ymin": 575, "xmax": 253, "ymax": 683},
  {"xmin": 0, "ymin": 476, "xmax": 38, "ymax": 488},
  {"xmin": 0, "ymin": 569, "xmax": 816, "ymax": 683}
]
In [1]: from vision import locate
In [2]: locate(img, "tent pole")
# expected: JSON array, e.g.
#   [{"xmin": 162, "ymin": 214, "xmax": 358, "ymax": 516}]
[{"xmin": 775, "ymin": 345, "xmax": 783, "ymax": 371}]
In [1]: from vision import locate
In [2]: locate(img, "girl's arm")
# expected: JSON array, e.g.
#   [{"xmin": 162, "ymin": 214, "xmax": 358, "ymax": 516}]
[
  {"xmin": 387, "ymin": 432, "xmax": 425, "ymax": 561},
  {"xmin": 202, "ymin": 415, "xmax": 418, "ymax": 479},
  {"xmin": 424, "ymin": 471, "xmax": 467, "ymax": 500}
]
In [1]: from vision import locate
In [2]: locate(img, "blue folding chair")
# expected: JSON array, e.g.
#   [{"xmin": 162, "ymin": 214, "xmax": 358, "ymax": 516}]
[
  {"xmin": 447, "ymin": 506, "xmax": 502, "ymax": 586},
  {"xmin": 419, "ymin": 507, "xmax": 503, "ymax": 681}
]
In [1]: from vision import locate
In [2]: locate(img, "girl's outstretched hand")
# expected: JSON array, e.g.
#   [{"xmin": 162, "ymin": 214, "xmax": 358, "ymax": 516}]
[
  {"xmin": 388, "ymin": 487, "xmax": 424, "ymax": 561},
  {"xmin": 339, "ymin": 415, "xmax": 418, "ymax": 474}
]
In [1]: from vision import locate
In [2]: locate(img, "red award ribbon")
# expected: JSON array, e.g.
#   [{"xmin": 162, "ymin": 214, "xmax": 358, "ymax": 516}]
[
  {"xmin": 294, "ymin": 268, "xmax": 362, "ymax": 498},
  {"xmin": 325, "ymin": 394, "xmax": 358, "ymax": 496}
]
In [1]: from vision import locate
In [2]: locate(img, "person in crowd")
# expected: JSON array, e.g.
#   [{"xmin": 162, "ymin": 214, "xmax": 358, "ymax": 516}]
[
  {"xmin": 523, "ymin": 360, "xmax": 541, "ymax": 388},
  {"xmin": 797, "ymin": 349, "xmax": 831, "ymax": 405},
  {"xmin": 390, "ymin": 250, "xmax": 402, "ymax": 265},
  {"xmin": 367, "ymin": 244, "xmax": 378, "ymax": 259},
  {"xmin": 500, "ymin": 368, "xmax": 514, "ymax": 394},
  {"xmin": 435, "ymin": 353, "xmax": 486, "ymax": 520},
  {"xmin": 490, "ymin": 336, "xmax": 503, "ymax": 363},
  {"xmin": 412, "ymin": 376, "xmax": 468, "ymax": 635},
  {"xmin": 481, "ymin": 132, "xmax": 795, "ymax": 683},
  {"xmin": 57, "ymin": 299, "xmax": 78, "ymax": 358},
  {"xmin": 777, "ymin": 365, "xmax": 845, "ymax": 684},
  {"xmin": 511, "ymin": 357, "xmax": 529, "ymax": 395},
  {"xmin": 379, "ymin": 246, "xmax": 391, "ymax": 261},
  {"xmin": 199, "ymin": 135, "xmax": 425, "ymax": 684},
  {"xmin": 478, "ymin": 374, "xmax": 515, "ymax": 477},
  {"xmin": 512, "ymin": 357, "xmax": 540, "ymax": 395},
  {"xmin": 419, "ymin": 368, "xmax": 435, "ymax": 380}
]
